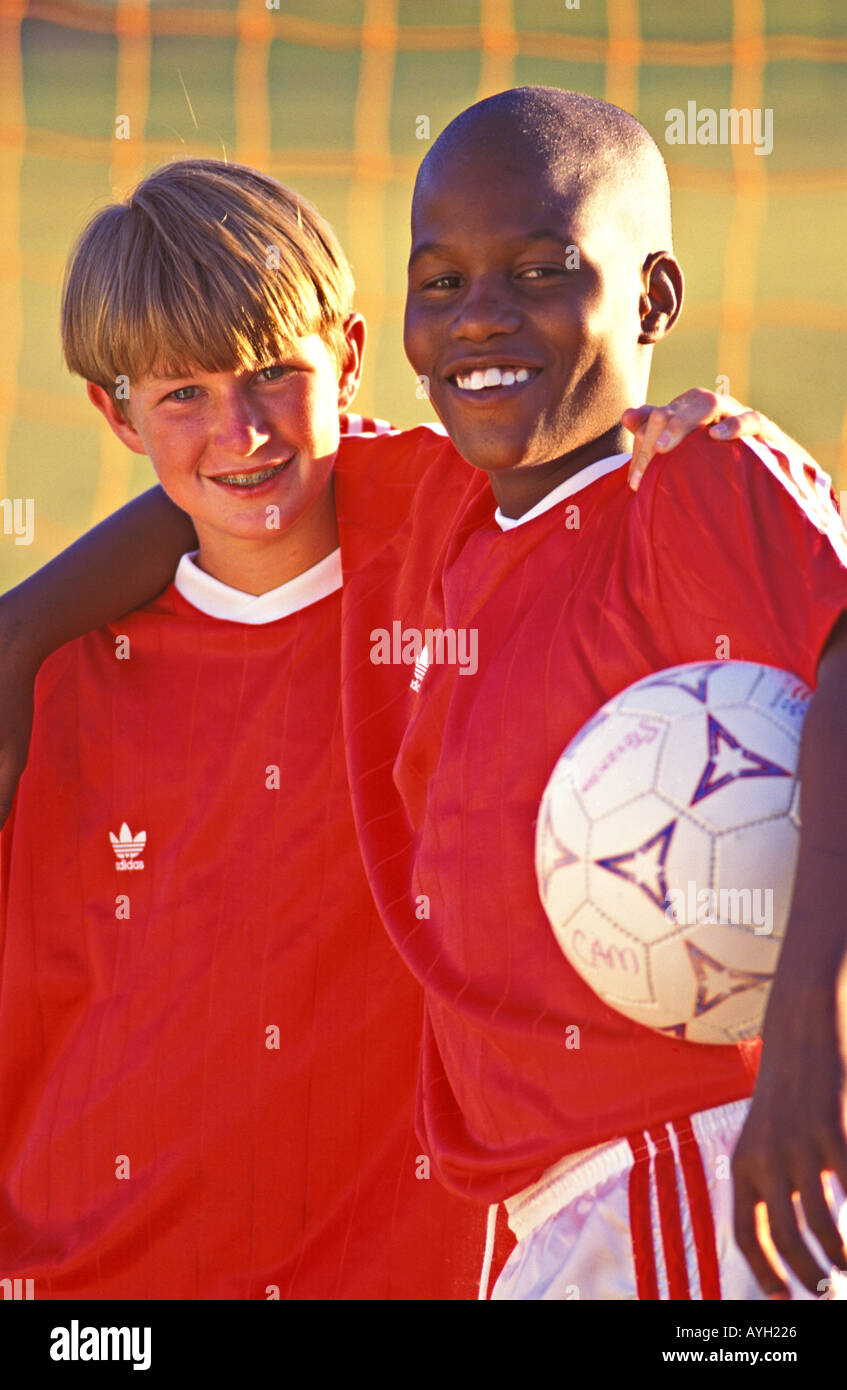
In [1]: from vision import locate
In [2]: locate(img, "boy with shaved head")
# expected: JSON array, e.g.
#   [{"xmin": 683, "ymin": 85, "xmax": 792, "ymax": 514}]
[
  {"xmin": 1, "ymin": 89, "xmax": 842, "ymax": 1302},
  {"xmin": 338, "ymin": 87, "xmax": 847, "ymax": 1301},
  {"xmin": 409, "ymin": 89, "xmax": 677, "ymax": 495}
]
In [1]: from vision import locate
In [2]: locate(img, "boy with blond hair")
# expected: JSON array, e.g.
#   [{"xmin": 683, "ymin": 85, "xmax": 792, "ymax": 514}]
[{"xmin": 0, "ymin": 158, "xmax": 487, "ymax": 1299}]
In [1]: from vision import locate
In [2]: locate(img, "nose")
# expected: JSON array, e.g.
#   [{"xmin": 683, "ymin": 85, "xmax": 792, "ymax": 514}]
[
  {"xmin": 212, "ymin": 388, "xmax": 272, "ymax": 456},
  {"xmin": 451, "ymin": 274, "xmax": 522, "ymax": 342}
]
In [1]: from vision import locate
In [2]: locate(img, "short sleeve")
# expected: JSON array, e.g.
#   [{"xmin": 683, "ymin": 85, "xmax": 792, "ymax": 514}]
[{"xmin": 642, "ymin": 431, "xmax": 847, "ymax": 688}]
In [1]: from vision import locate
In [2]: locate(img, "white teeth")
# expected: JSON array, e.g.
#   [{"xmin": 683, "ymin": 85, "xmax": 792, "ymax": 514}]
[{"xmin": 453, "ymin": 366, "xmax": 535, "ymax": 391}]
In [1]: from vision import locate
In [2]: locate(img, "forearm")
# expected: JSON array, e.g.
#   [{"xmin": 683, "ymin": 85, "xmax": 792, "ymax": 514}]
[
  {"xmin": 0, "ymin": 486, "xmax": 196, "ymax": 670},
  {"xmin": 767, "ymin": 641, "xmax": 847, "ymax": 999},
  {"xmin": 733, "ymin": 636, "xmax": 847, "ymax": 1297}
]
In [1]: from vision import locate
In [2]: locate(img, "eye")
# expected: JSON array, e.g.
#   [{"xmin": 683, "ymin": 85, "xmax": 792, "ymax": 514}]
[
  {"xmin": 167, "ymin": 385, "xmax": 199, "ymax": 402},
  {"xmin": 255, "ymin": 365, "xmax": 291, "ymax": 382},
  {"xmin": 517, "ymin": 264, "xmax": 567, "ymax": 281},
  {"xmin": 421, "ymin": 272, "xmax": 463, "ymax": 291}
]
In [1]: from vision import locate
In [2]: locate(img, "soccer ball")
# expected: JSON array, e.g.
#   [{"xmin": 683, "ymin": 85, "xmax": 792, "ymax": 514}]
[{"xmin": 535, "ymin": 661, "xmax": 811, "ymax": 1044}]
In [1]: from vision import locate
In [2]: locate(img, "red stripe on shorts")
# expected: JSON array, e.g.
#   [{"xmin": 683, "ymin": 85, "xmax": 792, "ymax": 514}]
[
  {"xmin": 627, "ymin": 1134, "xmax": 659, "ymax": 1300},
  {"xmin": 674, "ymin": 1117, "xmax": 722, "ymax": 1300},
  {"xmin": 649, "ymin": 1125, "xmax": 691, "ymax": 1300}
]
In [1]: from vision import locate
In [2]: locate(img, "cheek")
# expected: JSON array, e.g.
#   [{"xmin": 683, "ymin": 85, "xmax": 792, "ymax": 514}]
[
  {"xmin": 556, "ymin": 299, "xmax": 629, "ymax": 383},
  {"xmin": 403, "ymin": 310, "xmax": 429, "ymax": 372},
  {"xmin": 144, "ymin": 426, "xmax": 201, "ymax": 482},
  {"xmin": 294, "ymin": 379, "xmax": 342, "ymax": 458},
  {"xmin": 277, "ymin": 380, "xmax": 326, "ymax": 438}
]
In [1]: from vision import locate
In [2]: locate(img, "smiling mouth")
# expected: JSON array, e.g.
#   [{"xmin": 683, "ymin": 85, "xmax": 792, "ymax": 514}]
[
  {"xmin": 208, "ymin": 460, "xmax": 291, "ymax": 489},
  {"xmin": 450, "ymin": 366, "xmax": 540, "ymax": 393}
]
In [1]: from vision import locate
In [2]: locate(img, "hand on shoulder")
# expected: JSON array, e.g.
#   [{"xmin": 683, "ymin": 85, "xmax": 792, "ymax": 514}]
[{"xmin": 621, "ymin": 388, "xmax": 810, "ymax": 493}]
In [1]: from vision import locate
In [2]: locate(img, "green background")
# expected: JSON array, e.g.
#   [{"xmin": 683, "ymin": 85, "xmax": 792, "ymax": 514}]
[{"xmin": 1, "ymin": 0, "xmax": 845, "ymax": 584}]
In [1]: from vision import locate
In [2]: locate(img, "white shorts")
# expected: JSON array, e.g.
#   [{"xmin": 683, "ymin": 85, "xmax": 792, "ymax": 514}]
[{"xmin": 490, "ymin": 1099, "xmax": 847, "ymax": 1301}]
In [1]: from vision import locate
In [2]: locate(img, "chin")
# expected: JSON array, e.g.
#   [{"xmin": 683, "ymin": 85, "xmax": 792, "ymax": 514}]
[
  {"xmin": 456, "ymin": 449, "xmax": 526, "ymax": 475},
  {"xmin": 447, "ymin": 430, "xmax": 528, "ymax": 475},
  {"xmin": 222, "ymin": 516, "xmax": 288, "ymax": 541}
]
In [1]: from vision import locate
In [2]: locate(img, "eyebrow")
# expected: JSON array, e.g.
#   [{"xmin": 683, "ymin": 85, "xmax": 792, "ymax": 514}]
[
  {"xmin": 408, "ymin": 229, "xmax": 576, "ymax": 267},
  {"xmin": 147, "ymin": 366, "xmax": 199, "ymax": 382}
]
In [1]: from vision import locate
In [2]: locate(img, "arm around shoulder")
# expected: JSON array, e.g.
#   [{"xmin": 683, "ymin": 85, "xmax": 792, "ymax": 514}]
[{"xmin": 0, "ymin": 484, "xmax": 196, "ymax": 827}]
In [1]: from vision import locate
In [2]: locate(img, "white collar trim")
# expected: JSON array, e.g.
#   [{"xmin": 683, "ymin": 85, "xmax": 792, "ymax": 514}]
[
  {"xmin": 494, "ymin": 452, "xmax": 631, "ymax": 531},
  {"xmin": 173, "ymin": 548, "xmax": 342, "ymax": 624}
]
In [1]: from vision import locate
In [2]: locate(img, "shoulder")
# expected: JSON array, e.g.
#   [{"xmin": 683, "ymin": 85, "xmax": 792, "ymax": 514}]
[
  {"xmin": 336, "ymin": 420, "xmax": 454, "ymax": 475},
  {"xmin": 339, "ymin": 413, "xmax": 395, "ymax": 437},
  {"xmin": 334, "ymin": 422, "xmax": 464, "ymax": 524},
  {"xmin": 35, "ymin": 587, "xmax": 186, "ymax": 697},
  {"xmin": 638, "ymin": 427, "xmax": 845, "ymax": 552}
]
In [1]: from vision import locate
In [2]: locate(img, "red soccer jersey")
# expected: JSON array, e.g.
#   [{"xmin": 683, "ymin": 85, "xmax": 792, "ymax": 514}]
[
  {"xmin": 0, "ymin": 544, "xmax": 488, "ymax": 1299},
  {"xmin": 337, "ymin": 426, "xmax": 847, "ymax": 1205}
]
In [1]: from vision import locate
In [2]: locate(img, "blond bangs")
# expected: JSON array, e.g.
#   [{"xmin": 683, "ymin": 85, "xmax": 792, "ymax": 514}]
[{"xmin": 62, "ymin": 160, "xmax": 354, "ymax": 402}]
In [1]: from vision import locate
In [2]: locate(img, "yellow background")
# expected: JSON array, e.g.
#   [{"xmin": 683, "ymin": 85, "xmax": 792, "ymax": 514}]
[{"xmin": 1, "ymin": 0, "xmax": 845, "ymax": 585}]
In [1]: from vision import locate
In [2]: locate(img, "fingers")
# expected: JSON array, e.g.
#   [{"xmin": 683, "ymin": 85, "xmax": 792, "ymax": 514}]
[
  {"xmin": 734, "ymin": 1160, "xmax": 847, "ymax": 1298},
  {"xmin": 768, "ymin": 1187, "xmax": 833, "ymax": 1295},
  {"xmin": 708, "ymin": 410, "xmax": 779, "ymax": 446},
  {"xmin": 626, "ymin": 389, "xmax": 727, "ymax": 491},
  {"xmin": 734, "ymin": 1190, "xmax": 790, "ymax": 1298},
  {"xmin": 620, "ymin": 405, "xmax": 653, "ymax": 435},
  {"xmin": 797, "ymin": 1171, "xmax": 847, "ymax": 1274},
  {"xmin": 634, "ymin": 404, "xmax": 682, "ymax": 478},
  {"xmin": 626, "ymin": 402, "xmax": 685, "ymax": 490},
  {"xmin": 624, "ymin": 389, "xmax": 786, "ymax": 493},
  {"xmin": 621, "ymin": 407, "xmax": 653, "ymax": 489}
]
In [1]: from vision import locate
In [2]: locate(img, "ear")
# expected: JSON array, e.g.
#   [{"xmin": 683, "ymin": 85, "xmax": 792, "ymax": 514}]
[
  {"xmin": 638, "ymin": 252, "xmax": 684, "ymax": 345},
  {"xmin": 86, "ymin": 382, "xmax": 148, "ymax": 456},
  {"xmin": 336, "ymin": 313, "xmax": 367, "ymax": 411}
]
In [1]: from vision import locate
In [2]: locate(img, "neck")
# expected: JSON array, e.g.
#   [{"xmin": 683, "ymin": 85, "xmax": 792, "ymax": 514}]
[
  {"xmin": 490, "ymin": 423, "xmax": 631, "ymax": 519},
  {"xmin": 193, "ymin": 479, "xmax": 339, "ymax": 596}
]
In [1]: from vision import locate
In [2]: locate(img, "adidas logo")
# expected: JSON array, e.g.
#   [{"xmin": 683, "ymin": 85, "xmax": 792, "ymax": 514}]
[
  {"xmin": 410, "ymin": 643, "xmax": 429, "ymax": 693},
  {"xmin": 110, "ymin": 822, "xmax": 146, "ymax": 871}
]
